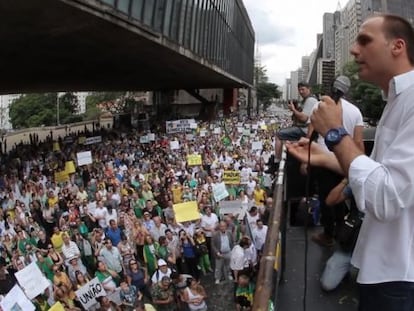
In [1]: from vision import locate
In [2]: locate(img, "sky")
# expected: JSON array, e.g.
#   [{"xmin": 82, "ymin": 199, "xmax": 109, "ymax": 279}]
[{"xmin": 244, "ymin": 0, "xmax": 346, "ymax": 86}]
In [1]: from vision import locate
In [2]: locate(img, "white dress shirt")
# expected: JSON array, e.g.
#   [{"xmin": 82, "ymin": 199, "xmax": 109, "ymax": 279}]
[{"xmin": 350, "ymin": 70, "xmax": 414, "ymax": 284}]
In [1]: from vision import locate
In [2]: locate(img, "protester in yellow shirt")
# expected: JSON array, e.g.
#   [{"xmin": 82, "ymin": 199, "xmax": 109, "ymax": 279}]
[
  {"xmin": 47, "ymin": 191, "xmax": 59, "ymax": 209},
  {"xmin": 51, "ymin": 227, "xmax": 65, "ymax": 253},
  {"xmin": 172, "ymin": 183, "xmax": 183, "ymax": 204},
  {"xmin": 253, "ymin": 184, "xmax": 267, "ymax": 210}
]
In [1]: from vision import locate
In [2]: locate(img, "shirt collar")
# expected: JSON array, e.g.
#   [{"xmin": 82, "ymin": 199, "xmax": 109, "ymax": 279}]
[{"xmin": 388, "ymin": 69, "xmax": 414, "ymax": 99}]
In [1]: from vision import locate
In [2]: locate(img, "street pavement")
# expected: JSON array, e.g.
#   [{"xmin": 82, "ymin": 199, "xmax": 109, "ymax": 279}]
[{"xmin": 201, "ymin": 272, "xmax": 236, "ymax": 310}]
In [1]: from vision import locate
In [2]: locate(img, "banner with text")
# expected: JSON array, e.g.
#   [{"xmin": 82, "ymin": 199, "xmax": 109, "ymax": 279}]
[
  {"xmin": 166, "ymin": 119, "xmax": 196, "ymax": 133},
  {"xmin": 75, "ymin": 277, "xmax": 107, "ymax": 310},
  {"xmin": 187, "ymin": 154, "xmax": 202, "ymax": 166},
  {"xmin": 223, "ymin": 171, "xmax": 241, "ymax": 185},
  {"xmin": 213, "ymin": 182, "xmax": 229, "ymax": 202},
  {"xmin": 83, "ymin": 136, "xmax": 102, "ymax": 145}
]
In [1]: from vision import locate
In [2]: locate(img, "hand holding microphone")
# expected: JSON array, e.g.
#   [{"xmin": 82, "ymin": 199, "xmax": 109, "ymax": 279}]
[{"xmin": 310, "ymin": 76, "xmax": 351, "ymax": 139}]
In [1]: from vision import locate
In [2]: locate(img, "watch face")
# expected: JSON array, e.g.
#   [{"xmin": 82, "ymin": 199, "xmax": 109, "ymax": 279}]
[{"xmin": 326, "ymin": 129, "xmax": 340, "ymax": 141}]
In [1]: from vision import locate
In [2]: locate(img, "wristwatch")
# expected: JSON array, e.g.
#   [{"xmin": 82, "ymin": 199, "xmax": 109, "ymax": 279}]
[{"xmin": 325, "ymin": 127, "xmax": 349, "ymax": 151}]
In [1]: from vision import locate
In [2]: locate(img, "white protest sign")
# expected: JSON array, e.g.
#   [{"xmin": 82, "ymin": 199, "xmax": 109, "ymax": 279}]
[
  {"xmin": 190, "ymin": 123, "xmax": 197, "ymax": 129},
  {"xmin": 148, "ymin": 133, "xmax": 156, "ymax": 141},
  {"xmin": 15, "ymin": 262, "xmax": 50, "ymax": 299},
  {"xmin": 0, "ymin": 284, "xmax": 36, "ymax": 311},
  {"xmin": 237, "ymin": 127, "xmax": 243, "ymax": 133},
  {"xmin": 166, "ymin": 119, "xmax": 196, "ymax": 133},
  {"xmin": 243, "ymin": 129, "xmax": 250, "ymax": 136},
  {"xmin": 75, "ymin": 277, "xmax": 107, "ymax": 310},
  {"xmin": 77, "ymin": 151, "xmax": 93, "ymax": 166},
  {"xmin": 240, "ymin": 170, "xmax": 250, "ymax": 184},
  {"xmin": 213, "ymin": 182, "xmax": 229, "ymax": 202},
  {"xmin": 186, "ymin": 134, "xmax": 194, "ymax": 141},
  {"xmin": 252, "ymin": 124, "xmax": 259, "ymax": 130},
  {"xmin": 170, "ymin": 141, "xmax": 180, "ymax": 150},
  {"xmin": 219, "ymin": 200, "xmax": 253, "ymax": 220},
  {"xmin": 200, "ymin": 130, "xmax": 207, "ymax": 137},
  {"xmin": 140, "ymin": 135, "xmax": 149, "ymax": 144},
  {"xmin": 251, "ymin": 141, "xmax": 263, "ymax": 150},
  {"xmin": 214, "ymin": 128, "xmax": 221, "ymax": 135}
]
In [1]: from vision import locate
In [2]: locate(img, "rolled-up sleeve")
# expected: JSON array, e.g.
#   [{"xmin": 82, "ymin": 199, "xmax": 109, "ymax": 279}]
[{"xmin": 349, "ymin": 155, "xmax": 406, "ymax": 221}]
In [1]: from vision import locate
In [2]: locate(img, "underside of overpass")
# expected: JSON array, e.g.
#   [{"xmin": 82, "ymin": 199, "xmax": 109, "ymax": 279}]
[{"xmin": 0, "ymin": 0, "xmax": 249, "ymax": 94}]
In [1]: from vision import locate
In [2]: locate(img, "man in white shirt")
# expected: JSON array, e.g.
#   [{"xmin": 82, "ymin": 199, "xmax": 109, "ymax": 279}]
[
  {"xmin": 99, "ymin": 238, "xmax": 123, "ymax": 274},
  {"xmin": 200, "ymin": 206, "xmax": 219, "ymax": 256},
  {"xmin": 150, "ymin": 216, "xmax": 168, "ymax": 242},
  {"xmin": 287, "ymin": 14, "xmax": 414, "ymax": 311},
  {"xmin": 252, "ymin": 219, "xmax": 268, "ymax": 254},
  {"xmin": 61, "ymin": 234, "xmax": 81, "ymax": 266},
  {"xmin": 151, "ymin": 259, "xmax": 172, "ymax": 284},
  {"xmin": 230, "ymin": 236, "xmax": 251, "ymax": 282},
  {"xmin": 94, "ymin": 200, "xmax": 108, "ymax": 229},
  {"xmin": 275, "ymin": 82, "xmax": 318, "ymax": 162}
]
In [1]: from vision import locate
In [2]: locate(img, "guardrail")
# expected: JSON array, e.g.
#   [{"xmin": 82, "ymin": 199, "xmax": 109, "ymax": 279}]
[{"xmin": 252, "ymin": 148, "xmax": 287, "ymax": 311}]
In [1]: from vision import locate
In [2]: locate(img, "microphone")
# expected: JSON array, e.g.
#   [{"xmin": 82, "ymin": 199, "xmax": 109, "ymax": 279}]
[
  {"xmin": 331, "ymin": 75, "xmax": 351, "ymax": 103},
  {"xmin": 310, "ymin": 75, "xmax": 351, "ymax": 141}
]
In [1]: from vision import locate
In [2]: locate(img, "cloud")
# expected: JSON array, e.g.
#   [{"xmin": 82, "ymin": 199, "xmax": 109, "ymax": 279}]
[
  {"xmin": 248, "ymin": 6, "xmax": 296, "ymax": 45},
  {"xmin": 243, "ymin": 0, "xmax": 346, "ymax": 86}
]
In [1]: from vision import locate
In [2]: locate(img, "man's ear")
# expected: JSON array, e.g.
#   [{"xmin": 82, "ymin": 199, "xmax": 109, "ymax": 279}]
[{"xmin": 391, "ymin": 38, "xmax": 406, "ymax": 57}]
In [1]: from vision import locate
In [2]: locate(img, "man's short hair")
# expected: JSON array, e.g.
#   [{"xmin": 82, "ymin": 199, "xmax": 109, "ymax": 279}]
[{"xmin": 297, "ymin": 81, "xmax": 310, "ymax": 88}]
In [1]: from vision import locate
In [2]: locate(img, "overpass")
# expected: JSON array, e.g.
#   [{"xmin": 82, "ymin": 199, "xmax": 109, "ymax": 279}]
[{"xmin": 0, "ymin": 0, "xmax": 255, "ymax": 94}]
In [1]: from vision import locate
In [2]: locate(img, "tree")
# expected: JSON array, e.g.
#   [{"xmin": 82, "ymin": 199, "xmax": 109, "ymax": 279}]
[
  {"xmin": 256, "ymin": 82, "xmax": 281, "ymax": 110},
  {"xmin": 255, "ymin": 65, "xmax": 269, "ymax": 84},
  {"xmin": 59, "ymin": 92, "xmax": 79, "ymax": 114},
  {"xmin": 9, "ymin": 93, "xmax": 59, "ymax": 128},
  {"xmin": 342, "ymin": 61, "xmax": 385, "ymax": 122},
  {"xmin": 254, "ymin": 64, "xmax": 282, "ymax": 111},
  {"xmin": 83, "ymin": 92, "xmax": 125, "ymax": 120}
]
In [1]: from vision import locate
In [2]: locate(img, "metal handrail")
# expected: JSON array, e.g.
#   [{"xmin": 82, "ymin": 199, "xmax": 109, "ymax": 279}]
[{"xmin": 252, "ymin": 149, "xmax": 286, "ymax": 311}]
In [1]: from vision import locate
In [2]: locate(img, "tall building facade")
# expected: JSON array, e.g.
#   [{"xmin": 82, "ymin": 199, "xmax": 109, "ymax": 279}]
[
  {"xmin": 0, "ymin": 95, "xmax": 19, "ymax": 129},
  {"xmin": 301, "ymin": 56, "xmax": 310, "ymax": 83},
  {"xmin": 335, "ymin": 0, "xmax": 362, "ymax": 74},
  {"xmin": 361, "ymin": 0, "xmax": 414, "ymax": 25},
  {"xmin": 290, "ymin": 71, "xmax": 300, "ymax": 100},
  {"xmin": 317, "ymin": 59, "xmax": 336, "ymax": 94},
  {"xmin": 323, "ymin": 13, "xmax": 336, "ymax": 59}
]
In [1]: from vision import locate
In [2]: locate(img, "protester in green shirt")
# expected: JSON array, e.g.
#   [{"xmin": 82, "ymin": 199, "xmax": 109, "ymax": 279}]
[{"xmin": 36, "ymin": 251, "xmax": 54, "ymax": 281}]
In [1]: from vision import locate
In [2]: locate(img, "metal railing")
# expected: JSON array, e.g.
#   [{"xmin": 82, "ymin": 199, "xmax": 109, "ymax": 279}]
[{"xmin": 252, "ymin": 149, "xmax": 287, "ymax": 311}]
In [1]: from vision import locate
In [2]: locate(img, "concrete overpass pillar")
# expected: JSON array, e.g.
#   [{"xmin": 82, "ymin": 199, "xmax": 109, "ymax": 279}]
[{"xmin": 223, "ymin": 88, "xmax": 237, "ymax": 116}]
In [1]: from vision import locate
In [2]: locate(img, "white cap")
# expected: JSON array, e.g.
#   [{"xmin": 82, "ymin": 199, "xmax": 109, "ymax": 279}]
[{"xmin": 157, "ymin": 259, "xmax": 167, "ymax": 266}]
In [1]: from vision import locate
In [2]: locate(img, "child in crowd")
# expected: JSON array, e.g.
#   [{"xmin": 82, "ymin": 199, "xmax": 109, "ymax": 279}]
[
  {"xmin": 235, "ymin": 274, "xmax": 255, "ymax": 311},
  {"xmin": 119, "ymin": 278, "xmax": 143, "ymax": 311}
]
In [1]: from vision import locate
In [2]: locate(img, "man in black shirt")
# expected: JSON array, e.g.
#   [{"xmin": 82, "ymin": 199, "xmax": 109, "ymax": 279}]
[
  {"xmin": 37, "ymin": 229, "xmax": 52, "ymax": 256},
  {"xmin": 0, "ymin": 258, "xmax": 15, "ymax": 295}
]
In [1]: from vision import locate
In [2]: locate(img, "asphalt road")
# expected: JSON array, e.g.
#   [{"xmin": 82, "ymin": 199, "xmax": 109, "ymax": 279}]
[{"xmin": 201, "ymin": 273, "xmax": 236, "ymax": 310}]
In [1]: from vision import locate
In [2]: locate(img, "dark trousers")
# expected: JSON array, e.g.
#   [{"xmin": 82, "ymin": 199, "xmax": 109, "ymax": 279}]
[
  {"xmin": 314, "ymin": 167, "xmax": 345, "ymax": 238},
  {"xmin": 359, "ymin": 282, "xmax": 414, "ymax": 311}
]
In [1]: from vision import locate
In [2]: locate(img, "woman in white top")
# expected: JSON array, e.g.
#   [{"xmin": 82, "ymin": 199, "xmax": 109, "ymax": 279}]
[{"xmin": 183, "ymin": 278, "xmax": 208, "ymax": 311}]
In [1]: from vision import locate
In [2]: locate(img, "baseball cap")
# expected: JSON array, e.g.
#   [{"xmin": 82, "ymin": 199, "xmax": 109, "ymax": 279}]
[{"xmin": 157, "ymin": 259, "xmax": 167, "ymax": 266}]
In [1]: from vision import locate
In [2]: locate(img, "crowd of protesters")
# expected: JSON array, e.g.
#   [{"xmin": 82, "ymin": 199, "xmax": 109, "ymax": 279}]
[{"xmin": 0, "ymin": 113, "xmax": 289, "ymax": 310}]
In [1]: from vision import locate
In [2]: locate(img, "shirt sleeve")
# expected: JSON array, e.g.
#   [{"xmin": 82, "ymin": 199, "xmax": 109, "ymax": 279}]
[{"xmin": 349, "ymin": 154, "xmax": 406, "ymax": 221}]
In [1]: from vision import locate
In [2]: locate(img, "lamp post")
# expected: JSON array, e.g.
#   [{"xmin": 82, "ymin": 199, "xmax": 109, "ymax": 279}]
[
  {"xmin": 0, "ymin": 129, "xmax": 6, "ymax": 155},
  {"xmin": 57, "ymin": 92, "xmax": 65, "ymax": 126},
  {"xmin": 57, "ymin": 94, "xmax": 60, "ymax": 126}
]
